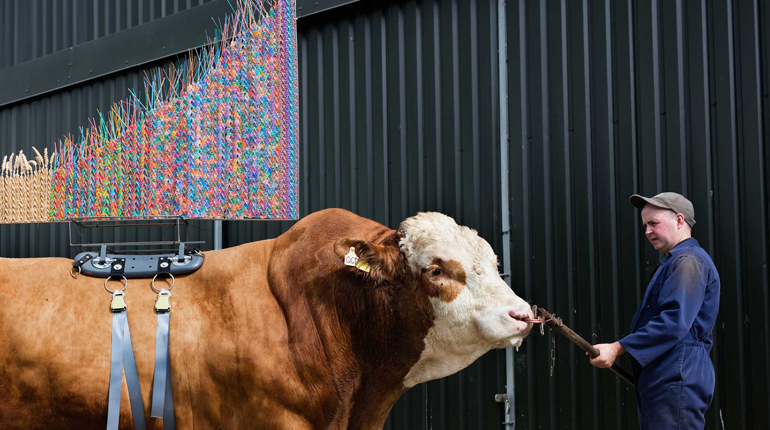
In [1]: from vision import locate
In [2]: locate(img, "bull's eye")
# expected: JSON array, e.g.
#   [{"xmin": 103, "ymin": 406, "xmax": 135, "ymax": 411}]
[{"xmin": 431, "ymin": 269, "xmax": 442, "ymax": 276}]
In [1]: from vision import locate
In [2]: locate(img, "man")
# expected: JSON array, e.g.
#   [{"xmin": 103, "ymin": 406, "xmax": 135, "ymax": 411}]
[{"xmin": 589, "ymin": 192, "xmax": 720, "ymax": 429}]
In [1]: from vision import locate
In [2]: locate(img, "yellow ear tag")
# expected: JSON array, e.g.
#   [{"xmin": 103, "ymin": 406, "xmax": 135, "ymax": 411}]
[{"xmin": 355, "ymin": 260, "xmax": 371, "ymax": 273}]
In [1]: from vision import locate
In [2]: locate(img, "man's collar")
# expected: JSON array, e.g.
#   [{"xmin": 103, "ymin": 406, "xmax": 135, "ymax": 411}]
[{"xmin": 667, "ymin": 237, "xmax": 698, "ymax": 257}]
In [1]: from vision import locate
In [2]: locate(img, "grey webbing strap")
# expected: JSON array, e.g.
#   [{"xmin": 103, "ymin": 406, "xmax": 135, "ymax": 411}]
[
  {"xmin": 150, "ymin": 306, "xmax": 175, "ymax": 428},
  {"xmin": 107, "ymin": 304, "xmax": 147, "ymax": 430}
]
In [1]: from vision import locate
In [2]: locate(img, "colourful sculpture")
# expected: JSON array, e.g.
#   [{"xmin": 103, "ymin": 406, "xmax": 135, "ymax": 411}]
[{"xmin": 0, "ymin": 0, "xmax": 297, "ymax": 223}]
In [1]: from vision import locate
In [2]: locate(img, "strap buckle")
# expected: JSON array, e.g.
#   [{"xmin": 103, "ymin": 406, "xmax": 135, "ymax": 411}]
[
  {"xmin": 155, "ymin": 290, "xmax": 171, "ymax": 313},
  {"xmin": 111, "ymin": 291, "xmax": 127, "ymax": 312}
]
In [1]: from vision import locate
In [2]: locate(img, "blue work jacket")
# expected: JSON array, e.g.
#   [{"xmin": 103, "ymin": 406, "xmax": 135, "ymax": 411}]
[{"xmin": 618, "ymin": 238, "xmax": 720, "ymax": 430}]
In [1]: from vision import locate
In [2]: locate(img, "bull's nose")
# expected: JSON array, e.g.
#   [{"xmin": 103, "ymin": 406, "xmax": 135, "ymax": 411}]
[{"xmin": 507, "ymin": 308, "xmax": 532, "ymax": 323}]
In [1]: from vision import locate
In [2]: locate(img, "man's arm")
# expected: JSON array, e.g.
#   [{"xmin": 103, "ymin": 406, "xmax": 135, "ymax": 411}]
[{"xmin": 613, "ymin": 255, "xmax": 707, "ymax": 368}]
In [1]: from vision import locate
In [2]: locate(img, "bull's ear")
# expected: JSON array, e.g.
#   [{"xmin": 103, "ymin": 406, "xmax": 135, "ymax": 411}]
[{"xmin": 334, "ymin": 237, "xmax": 402, "ymax": 284}]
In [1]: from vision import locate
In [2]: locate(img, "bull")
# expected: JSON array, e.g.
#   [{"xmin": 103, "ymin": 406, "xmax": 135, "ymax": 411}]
[{"xmin": 0, "ymin": 208, "xmax": 533, "ymax": 429}]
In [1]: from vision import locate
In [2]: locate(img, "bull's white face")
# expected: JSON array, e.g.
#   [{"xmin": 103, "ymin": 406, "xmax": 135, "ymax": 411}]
[{"xmin": 398, "ymin": 212, "xmax": 533, "ymax": 387}]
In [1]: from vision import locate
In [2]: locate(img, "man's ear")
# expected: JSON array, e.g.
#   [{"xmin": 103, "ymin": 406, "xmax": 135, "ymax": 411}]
[
  {"xmin": 676, "ymin": 213, "xmax": 686, "ymax": 228},
  {"xmin": 334, "ymin": 237, "xmax": 402, "ymax": 284}
]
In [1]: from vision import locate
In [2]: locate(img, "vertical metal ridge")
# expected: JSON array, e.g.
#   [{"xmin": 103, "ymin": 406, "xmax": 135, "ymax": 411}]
[
  {"xmin": 379, "ymin": 10, "xmax": 389, "ymax": 225},
  {"xmin": 347, "ymin": 19, "xmax": 357, "ymax": 213},
  {"xmin": 581, "ymin": 0, "xmax": 600, "ymax": 427},
  {"xmin": 415, "ymin": 1, "xmax": 425, "ymax": 210},
  {"xmin": 725, "ymin": 0, "xmax": 747, "ymax": 424},
  {"xmin": 13, "ymin": 1, "xmax": 20, "ymax": 65},
  {"xmin": 498, "ymin": 0, "xmax": 515, "ymax": 426},
  {"xmin": 651, "ymin": 0, "xmax": 663, "ymax": 191},
  {"xmin": 604, "ymin": 0, "xmax": 623, "ymax": 424},
  {"xmin": 300, "ymin": 34, "xmax": 310, "ymax": 214},
  {"xmin": 316, "ymin": 30, "xmax": 326, "ymax": 210},
  {"xmin": 332, "ymin": 24, "xmax": 341, "ymax": 208},
  {"xmin": 539, "ymin": 0, "xmax": 555, "ymax": 427},
  {"xmin": 516, "ymin": 0, "xmax": 535, "ymax": 427},
  {"xmin": 432, "ymin": 0, "xmax": 443, "ymax": 212},
  {"xmin": 42, "ymin": 1, "xmax": 49, "ymax": 60},
  {"xmin": 700, "ymin": 0, "xmax": 715, "ymax": 260},
  {"xmin": 676, "ymin": 0, "xmax": 687, "ymax": 192},
  {"xmin": 630, "ymin": 0, "xmax": 642, "ymax": 311},
  {"xmin": 364, "ymin": 13, "xmax": 375, "ymax": 218},
  {"xmin": 451, "ymin": 0, "xmax": 462, "ymax": 220},
  {"xmin": 31, "ymin": 0, "xmax": 38, "ymax": 59},
  {"xmin": 470, "ymin": 0, "xmax": 481, "ymax": 229},
  {"xmin": 397, "ymin": 4, "xmax": 407, "ymax": 222},
  {"xmin": 105, "ymin": 0, "xmax": 112, "ymax": 38},
  {"xmin": 560, "ymin": 1, "xmax": 578, "ymax": 428},
  {"xmin": 490, "ymin": 0, "xmax": 500, "ymax": 254},
  {"xmin": 127, "ymin": 0, "xmax": 134, "ymax": 29},
  {"xmin": 53, "ymin": 0, "xmax": 60, "ymax": 52}
]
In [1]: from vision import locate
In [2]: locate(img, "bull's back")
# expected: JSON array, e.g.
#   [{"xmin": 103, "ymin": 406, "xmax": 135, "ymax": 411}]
[{"xmin": 0, "ymin": 238, "xmax": 307, "ymax": 429}]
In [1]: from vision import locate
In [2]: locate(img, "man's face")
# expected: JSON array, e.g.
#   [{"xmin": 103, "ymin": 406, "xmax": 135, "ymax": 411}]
[{"xmin": 640, "ymin": 204, "xmax": 685, "ymax": 254}]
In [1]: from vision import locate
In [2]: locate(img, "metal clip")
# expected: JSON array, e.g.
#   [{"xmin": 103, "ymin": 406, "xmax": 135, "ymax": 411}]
[
  {"xmin": 111, "ymin": 291, "xmax": 127, "ymax": 312},
  {"xmin": 155, "ymin": 289, "xmax": 171, "ymax": 313}
]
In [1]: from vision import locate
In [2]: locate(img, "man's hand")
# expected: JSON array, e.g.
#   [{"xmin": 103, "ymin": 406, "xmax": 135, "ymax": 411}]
[{"xmin": 588, "ymin": 342, "xmax": 626, "ymax": 368}]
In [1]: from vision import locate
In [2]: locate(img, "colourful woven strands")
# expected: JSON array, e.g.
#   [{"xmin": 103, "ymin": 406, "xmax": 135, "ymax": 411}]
[{"xmin": 0, "ymin": 0, "xmax": 298, "ymax": 224}]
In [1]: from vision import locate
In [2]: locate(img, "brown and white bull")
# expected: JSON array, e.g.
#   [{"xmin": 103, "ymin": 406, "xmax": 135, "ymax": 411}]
[{"xmin": 0, "ymin": 208, "xmax": 533, "ymax": 429}]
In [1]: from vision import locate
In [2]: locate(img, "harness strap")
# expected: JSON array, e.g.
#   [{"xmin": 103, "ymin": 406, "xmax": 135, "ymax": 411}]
[
  {"xmin": 151, "ymin": 298, "xmax": 175, "ymax": 428},
  {"xmin": 107, "ymin": 300, "xmax": 147, "ymax": 430},
  {"xmin": 73, "ymin": 254, "xmax": 94, "ymax": 269},
  {"xmin": 151, "ymin": 260, "xmax": 176, "ymax": 429}
]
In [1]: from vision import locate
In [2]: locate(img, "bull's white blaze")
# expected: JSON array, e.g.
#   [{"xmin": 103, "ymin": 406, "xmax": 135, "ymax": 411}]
[{"xmin": 399, "ymin": 212, "xmax": 531, "ymax": 388}]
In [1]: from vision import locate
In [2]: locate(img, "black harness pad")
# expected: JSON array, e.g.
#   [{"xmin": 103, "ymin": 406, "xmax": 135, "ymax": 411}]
[{"xmin": 74, "ymin": 252, "xmax": 203, "ymax": 278}]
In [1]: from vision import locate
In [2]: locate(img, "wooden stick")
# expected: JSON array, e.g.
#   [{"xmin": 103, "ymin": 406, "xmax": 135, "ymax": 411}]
[{"xmin": 534, "ymin": 307, "xmax": 636, "ymax": 388}]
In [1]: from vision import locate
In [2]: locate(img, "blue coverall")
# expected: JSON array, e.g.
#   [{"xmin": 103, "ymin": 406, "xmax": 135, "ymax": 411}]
[{"xmin": 618, "ymin": 238, "xmax": 720, "ymax": 430}]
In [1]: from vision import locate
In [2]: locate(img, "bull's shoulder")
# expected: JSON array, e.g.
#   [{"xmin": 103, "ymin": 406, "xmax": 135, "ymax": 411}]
[
  {"xmin": 296, "ymin": 208, "xmax": 361, "ymax": 225},
  {"xmin": 286, "ymin": 208, "xmax": 392, "ymax": 242}
]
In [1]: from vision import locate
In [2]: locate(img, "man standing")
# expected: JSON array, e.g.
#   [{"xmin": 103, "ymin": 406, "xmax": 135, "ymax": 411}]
[{"xmin": 589, "ymin": 192, "xmax": 720, "ymax": 429}]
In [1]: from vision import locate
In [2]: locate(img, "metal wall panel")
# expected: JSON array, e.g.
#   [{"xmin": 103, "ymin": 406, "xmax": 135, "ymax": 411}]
[
  {"xmin": 3, "ymin": 0, "xmax": 770, "ymax": 429},
  {"xmin": 508, "ymin": 0, "xmax": 770, "ymax": 429},
  {"xmin": 0, "ymin": 0, "xmax": 214, "ymax": 71}
]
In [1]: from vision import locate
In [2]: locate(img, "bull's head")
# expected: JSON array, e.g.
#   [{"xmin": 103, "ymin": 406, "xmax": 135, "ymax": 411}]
[{"xmin": 334, "ymin": 211, "xmax": 533, "ymax": 388}]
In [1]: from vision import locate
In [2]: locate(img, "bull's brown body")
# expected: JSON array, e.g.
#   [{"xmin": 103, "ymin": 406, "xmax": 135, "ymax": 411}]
[{"xmin": 0, "ymin": 209, "xmax": 432, "ymax": 430}]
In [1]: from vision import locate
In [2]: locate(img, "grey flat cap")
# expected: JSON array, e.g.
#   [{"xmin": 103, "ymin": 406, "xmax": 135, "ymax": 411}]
[{"xmin": 629, "ymin": 192, "xmax": 696, "ymax": 228}]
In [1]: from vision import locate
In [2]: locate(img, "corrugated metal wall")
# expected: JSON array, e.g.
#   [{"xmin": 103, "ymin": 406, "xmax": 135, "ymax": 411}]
[
  {"xmin": 2, "ymin": 0, "xmax": 770, "ymax": 429},
  {"xmin": 508, "ymin": 0, "xmax": 770, "ymax": 429},
  {"xmin": 1, "ymin": 0, "xmax": 214, "ymax": 70}
]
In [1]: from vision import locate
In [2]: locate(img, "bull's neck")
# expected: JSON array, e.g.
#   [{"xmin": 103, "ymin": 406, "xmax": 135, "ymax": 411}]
[{"xmin": 307, "ymin": 279, "xmax": 430, "ymax": 430}]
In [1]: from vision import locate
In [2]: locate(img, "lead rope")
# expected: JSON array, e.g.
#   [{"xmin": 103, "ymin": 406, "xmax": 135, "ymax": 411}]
[
  {"xmin": 150, "ymin": 258, "xmax": 176, "ymax": 429},
  {"xmin": 105, "ymin": 275, "xmax": 147, "ymax": 430}
]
